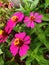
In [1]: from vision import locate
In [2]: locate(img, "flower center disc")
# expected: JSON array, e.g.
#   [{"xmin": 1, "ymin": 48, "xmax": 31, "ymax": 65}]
[
  {"xmin": 14, "ymin": 38, "xmax": 23, "ymax": 46},
  {"xmin": 30, "ymin": 16, "xmax": 35, "ymax": 21},
  {"xmin": 0, "ymin": 30, "xmax": 4, "ymax": 35},
  {"xmin": 11, "ymin": 16, "xmax": 18, "ymax": 22}
]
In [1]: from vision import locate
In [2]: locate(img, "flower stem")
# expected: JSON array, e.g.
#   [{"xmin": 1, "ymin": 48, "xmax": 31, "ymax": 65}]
[{"xmin": 10, "ymin": 57, "xmax": 15, "ymax": 63}]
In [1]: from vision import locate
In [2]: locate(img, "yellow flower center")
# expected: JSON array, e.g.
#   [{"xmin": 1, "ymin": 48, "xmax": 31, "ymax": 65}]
[
  {"xmin": 14, "ymin": 38, "xmax": 20, "ymax": 46},
  {"xmin": 11, "ymin": 16, "xmax": 18, "ymax": 22},
  {"xmin": 0, "ymin": 30, "xmax": 4, "ymax": 35},
  {"xmin": 30, "ymin": 16, "xmax": 35, "ymax": 21}
]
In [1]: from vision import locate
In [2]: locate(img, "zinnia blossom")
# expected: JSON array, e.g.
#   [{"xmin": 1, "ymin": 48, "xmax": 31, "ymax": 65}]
[
  {"xmin": 5, "ymin": 12, "xmax": 24, "ymax": 34},
  {"xmin": 0, "ymin": 30, "xmax": 8, "ymax": 43},
  {"xmin": 24, "ymin": 12, "xmax": 43, "ymax": 28},
  {"xmin": 10, "ymin": 32, "xmax": 31, "ymax": 57}
]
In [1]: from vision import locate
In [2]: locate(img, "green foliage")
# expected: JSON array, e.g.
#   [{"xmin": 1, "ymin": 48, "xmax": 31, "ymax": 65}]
[
  {"xmin": 0, "ymin": 49, "xmax": 3, "ymax": 55},
  {"xmin": 45, "ymin": 0, "xmax": 49, "ymax": 8},
  {"xmin": 42, "ymin": 14, "xmax": 49, "ymax": 21},
  {"xmin": 0, "ymin": 56, "xmax": 4, "ymax": 65}
]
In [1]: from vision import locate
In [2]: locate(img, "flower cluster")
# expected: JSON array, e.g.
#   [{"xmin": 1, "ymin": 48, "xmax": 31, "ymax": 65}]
[{"xmin": 0, "ymin": 11, "xmax": 43, "ymax": 57}]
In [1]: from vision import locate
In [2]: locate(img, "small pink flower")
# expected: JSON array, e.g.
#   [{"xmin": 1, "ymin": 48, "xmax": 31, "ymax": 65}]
[
  {"xmin": 0, "ymin": 30, "xmax": 8, "ymax": 43},
  {"xmin": 10, "ymin": 32, "xmax": 31, "ymax": 57},
  {"xmin": 0, "ymin": 2, "xmax": 2, "ymax": 7},
  {"xmin": 24, "ymin": 12, "xmax": 43, "ymax": 28},
  {"xmin": 5, "ymin": 12, "xmax": 24, "ymax": 34},
  {"xmin": 8, "ymin": 2, "xmax": 14, "ymax": 8}
]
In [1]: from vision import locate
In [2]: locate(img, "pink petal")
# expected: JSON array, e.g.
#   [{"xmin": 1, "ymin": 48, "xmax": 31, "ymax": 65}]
[
  {"xmin": 19, "ymin": 45, "xmax": 29, "ymax": 57},
  {"xmin": 3, "ymin": 36, "xmax": 8, "ymax": 42},
  {"xmin": 0, "ymin": 39, "xmax": 3, "ymax": 43},
  {"xmin": 24, "ymin": 36, "xmax": 30, "ymax": 41},
  {"xmin": 31, "ymin": 21, "xmax": 35, "ymax": 28},
  {"xmin": 24, "ymin": 40, "xmax": 30, "ymax": 44},
  {"xmin": 0, "ymin": 35, "xmax": 3, "ymax": 39},
  {"xmin": 26, "ymin": 21, "xmax": 31, "ymax": 27},
  {"xmin": 24, "ymin": 16, "xmax": 29, "ymax": 23},
  {"xmin": 24, "ymin": 17, "xmax": 31, "ymax": 28},
  {"xmin": 5, "ymin": 20, "xmax": 16, "ymax": 34},
  {"xmin": 0, "ymin": 2, "xmax": 2, "ymax": 7},
  {"xmin": 35, "ymin": 19, "xmax": 42, "ymax": 23},
  {"xmin": 30, "ymin": 12, "xmax": 34, "ymax": 16},
  {"xmin": 34, "ymin": 12, "xmax": 39, "ymax": 17},
  {"xmin": 24, "ymin": 36, "xmax": 30, "ymax": 44},
  {"xmin": 15, "ymin": 32, "xmax": 26, "ymax": 40},
  {"xmin": 37, "ymin": 15, "xmax": 43, "ymax": 19},
  {"xmin": 0, "ymin": 35, "xmax": 8, "ymax": 43},
  {"xmin": 13, "ymin": 12, "xmax": 24, "ymax": 22},
  {"xmin": 10, "ymin": 43, "xmax": 19, "ymax": 56}
]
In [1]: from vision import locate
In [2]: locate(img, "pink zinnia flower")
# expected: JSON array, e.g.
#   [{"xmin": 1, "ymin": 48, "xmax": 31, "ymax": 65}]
[
  {"xmin": 0, "ymin": 2, "xmax": 2, "ymax": 7},
  {"xmin": 0, "ymin": 30, "xmax": 8, "ymax": 43},
  {"xmin": 5, "ymin": 12, "xmax": 24, "ymax": 34},
  {"xmin": 24, "ymin": 12, "xmax": 43, "ymax": 28},
  {"xmin": 10, "ymin": 32, "xmax": 31, "ymax": 57}
]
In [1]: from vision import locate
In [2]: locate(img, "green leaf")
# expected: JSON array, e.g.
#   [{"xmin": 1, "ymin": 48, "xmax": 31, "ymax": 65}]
[
  {"xmin": 30, "ymin": 0, "xmax": 39, "ymax": 10},
  {"xmin": 0, "ymin": 49, "xmax": 3, "ymax": 55},
  {"xmin": 42, "ymin": 14, "xmax": 49, "ymax": 21},
  {"xmin": 26, "ymin": 57, "xmax": 32, "ymax": 65},
  {"xmin": 45, "ymin": 26, "xmax": 49, "ymax": 36},
  {"xmin": 0, "ymin": 56, "xmax": 4, "ymax": 65},
  {"xmin": 5, "ymin": 61, "xmax": 19, "ymax": 65},
  {"xmin": 19, "ymin": 4, "xmax": 25, "ymax": 12},
  {"xmin": 0, "ymin": 23, "xmax": 4, "ymax": 28},
  {"xmin": 35, "ymin": 28, "xmax": 49, "ymax": 49},
  {"xmin": 10, "ymin": 61, "xmax": 19, "ymax": 65},
  {"xmin": 21, "ymin": 54, "xmax": 27, "ymax": 60},
  {"xmin": 45, "ymin": 0, "xmax": 49, "ymax": 8},
  {"xmin": 35, "ymin": 55, "xmax": 49, "ymax": 65}
]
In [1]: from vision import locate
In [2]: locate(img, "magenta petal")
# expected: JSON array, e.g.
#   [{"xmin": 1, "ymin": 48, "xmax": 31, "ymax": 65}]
[
  {"xmin": 24, "ymin": 16, "xmax": 29, "ymax": 23},
  {"xmin": 0, "ymin": 2, "xmax": 2, "ymax": 7},
  {"xmin": 31, "ymin": 21, "xmax": 35, "ymax": 28},
  {"xmin": 15, "ymin": 32, "xmax": 26, "ymax": 39},
  {"xmin": 10, "ymin": 43, "xmax": 19, "ymax": 56},
  {"xmin": 0, "ymin": 39, "xmax": 3, "ymax": 43},
  {"xmin": 0, "ymin": 35, "xmax": 8, "ymax": 43},
  {"xmin": 13, "ymin": 12, "xmax": 24, "ymax": 22},
  {"xmin": 24, "ymin": 40, "xmax": 30, "ymax": 44},
  {"xmin": 35, "ymin": 19, "xmax": 42, "ymax": 23},
  {"xmin": 3, "ymin": 36, "xmax": 8, "ymax": 42},
  {"xmin": 0, "ymin": 35, "xmax": 3, "ymax": 39},
  {"xmin": 19, "ymin": 45, "xmax": 29, "ymax": 57},
  {"xmin": 34, "ymin": 12, "xmax": 39, "ymax": 17},
  {"xmin": 26, "ymin": 21, "xmax": 31, "ymax": 27},
  {"xmin": 24, "ymin": 36, "xmax": 30, "ymax": 44},
  {"xmin": 30, "ymin": 12, "xmax": 34, "ymax": 16},
  {"xmin": 24, "ymin": 36, "xmax": 30, "ymax": 41},
  {"xmin": 5, "ymin": 20, "xmax": 16, "ymax": 34},
  {"xmin": 37, "ymin": 15, "xmax": 43, "ymax": 19}
]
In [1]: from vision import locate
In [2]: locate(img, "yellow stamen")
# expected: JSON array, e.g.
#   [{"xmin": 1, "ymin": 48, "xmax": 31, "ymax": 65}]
[
  {"xmin": 11, "ymin": 16, "xmax": 18, "ymax": 22},
  {"xmin": 30, "ymin": 16, "xmax": 35, "ymax": 21},
  {"xmin": 14, "ymin": 38, "xmax": 20, "ymax": 46},
  {"xmin": 0, "ymin": 30, "xmax": 4, "ymax": 35}
]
